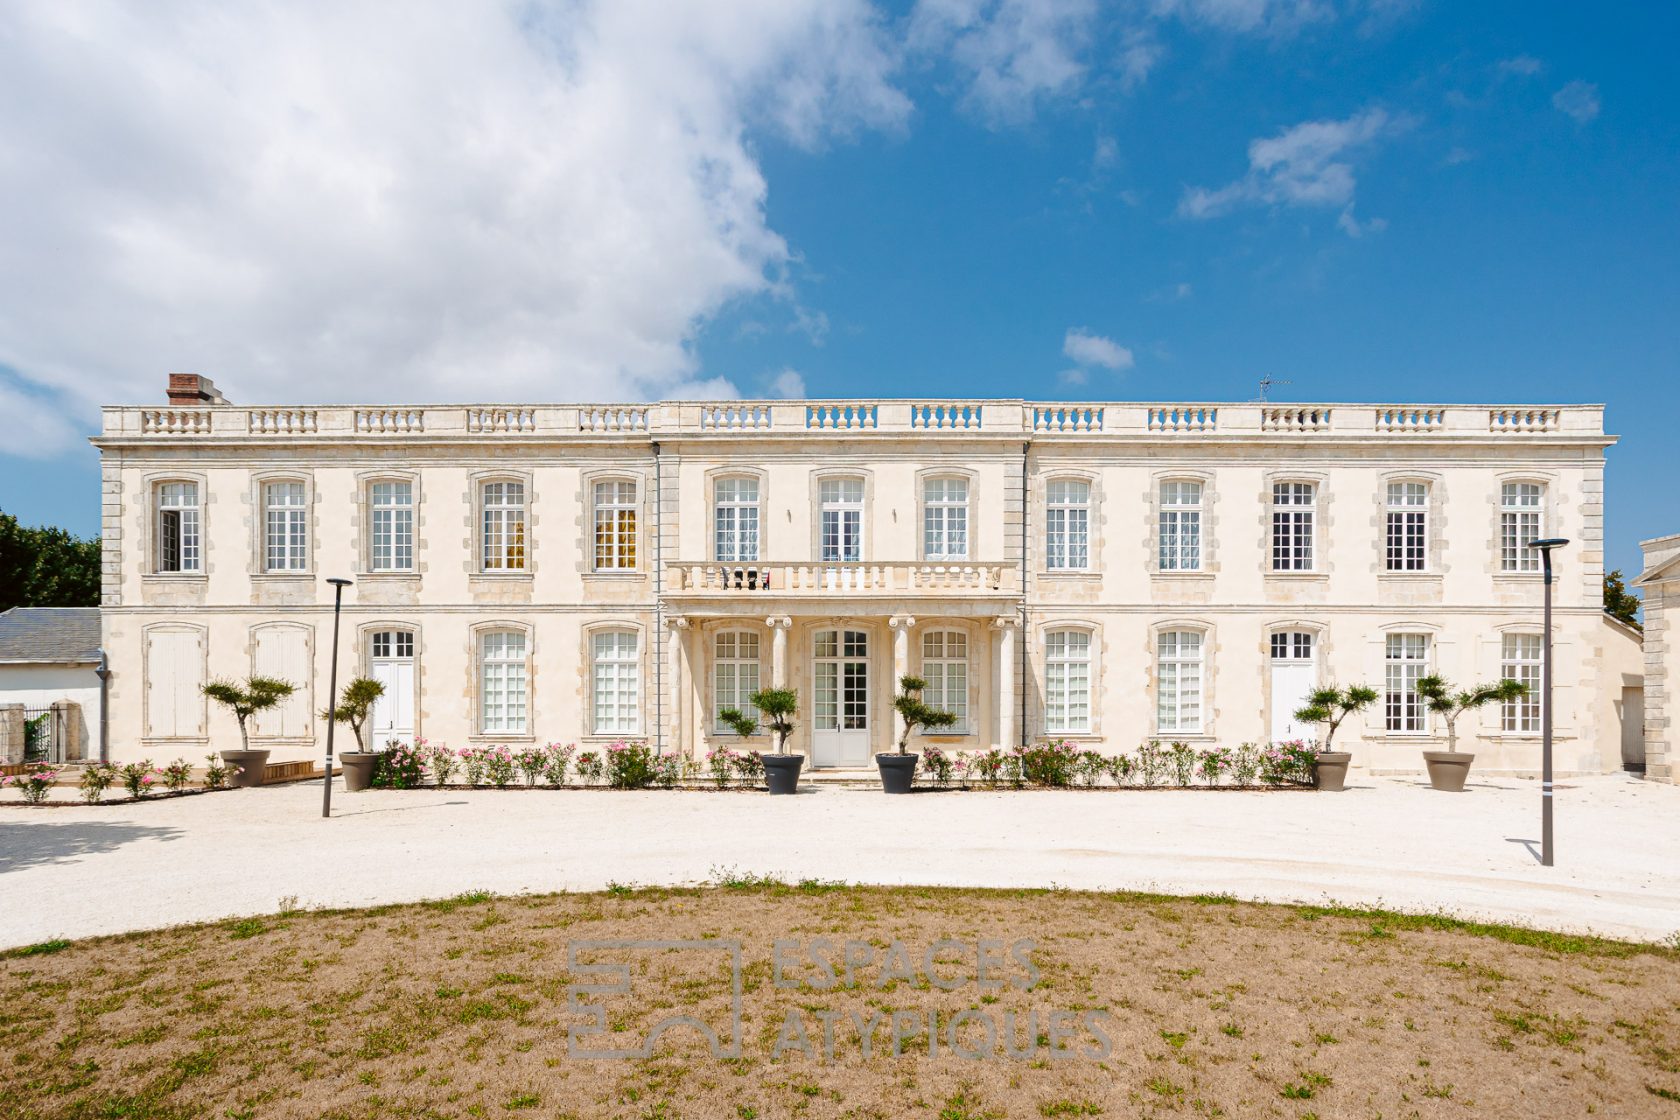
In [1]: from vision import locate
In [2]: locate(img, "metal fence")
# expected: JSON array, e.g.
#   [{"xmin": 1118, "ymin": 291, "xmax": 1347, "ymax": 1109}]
[{"xmin": 21, "ymin": 707, "xmax": 66, "ymax": 765}]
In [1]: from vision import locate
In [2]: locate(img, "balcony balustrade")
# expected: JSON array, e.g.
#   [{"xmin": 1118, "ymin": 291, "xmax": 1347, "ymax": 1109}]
[{"xmin": 664, "ymin": 560, "xmax": 1019, "ymax": 597}]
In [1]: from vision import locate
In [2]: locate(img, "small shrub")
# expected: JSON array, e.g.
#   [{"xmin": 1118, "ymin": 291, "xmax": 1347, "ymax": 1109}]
[
  {"xmin": 730, "ymin": 749, "xmax": 764, "ymax": 787},
  {"xmin": 461, "ymin": 747, "xmax": 489, "ymax": 787},
  {"xmin": 1106, "ymin": 753, "xmax": 1134, "ymax": 787},
  {"xmin": 373, "ymin": 742, "xmax": 425, "ymax": 789},
  {"xmin": 81, "ymin": 763, "xmax": 118, "ymax": 803},
  {"xmin": 420, "ymin": 738, "xmax": 456, "ymax": 787},
  {"xmin": 1075, "ymin": 750, "xmax": 1107, "ymax": 788},
  {"xmin": 120, "ymin": 760, "xmax": 160, "ymax": 799},
  {"xmin": 202, "ymin": 754, "xmax": 229, "ymax": 790},
  {"xmin": 920, "ymin": 746, "xmax": 955, "ymax": 788},
  {"xmin": 540, "ymin": 742, "xmax": 575, "ymax": 787},
  {"xmin": 514, "ymin": 746, "xmax": 546, "ymax": 787},
  {"xmin": 1261, "ymin": 741, "xmax": 1315, "ymax": 786},
  {"xmin": 1135, "ymin": 740, "xmax": 1168, "ymax": 788},
  {"xmin": 1229, "ymin": 743, "xmax": 1262, "ymax": 788},
  {"xmin": 706, "ymin": 747, "xmax": 738, "ymax": 789},
  {"xmin": 7, "ymin": 764, "xmax": 58, "ymax": 804},
  {"xmin": 970, "ymin": 748, "xmax": 1006, "ymax": 788},
  {"xmin": 161, "ymin": 758, "xmax": 193, "ymax": 793},
  {"xmin": 483, "ymin": 746, "xmax": 517, "ymax": 789},
  {"xmin": 1019, "ymin": 740, "xmax": 1080, "ymax": 787},
  {"xmin": 1196, "ymin": 747, "xmax": 1231, "ymax": 787},
  {"xmin": 575, "ymin": 751, "xmax": 603, "ymax": 786},
  {"xmin": 1168, "ymin": 741, "xmax": 1197, "ymax": 788},
  {"xmin": 605, "ymin": 741, "xmax": 660, "ymax": 789}
]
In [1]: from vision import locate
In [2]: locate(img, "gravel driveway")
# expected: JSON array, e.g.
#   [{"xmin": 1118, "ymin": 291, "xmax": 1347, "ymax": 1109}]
[{"xmin": 2, "ymin": 772, "xmax": 1676, "ymax": 947}]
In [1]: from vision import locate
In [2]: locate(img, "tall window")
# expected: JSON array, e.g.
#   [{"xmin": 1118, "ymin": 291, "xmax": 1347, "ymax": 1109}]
[
  {"xmin": 156, "ymin": 481, "xmax": 201, "ymax": 573},
  {"xmin": 1385, "ymin": 482, "xmax": 1428, "ymax": 572},
  {"xmin": 1271, "ymin": 482, "xmax": 1315, "ymax": 571},
  {"xmin": 923, "ymin": 478, "xmax": 969, "ymax": 560},
  {"xmin": 592, "ymin": 630, "xmax": 640, "ymax": 734},
  {"xmin": 1500, "ymin": 482, "xmax": 1544, "ymax": 573},
  {"xmin": 921, "ymin": 631, "xmax": 968, "ymax": 731},
  {"xmin": 593, "ymin": 480, "xmax": 637, "ymax": 571},
  {"xmin": 1044, "ymin": 629, "xmax": 1091, "ymax": 733},
  {"xmin": 1501, "ymin": 633, "xmax": 1543, "ymax": 732},
  {"xmin": 1384, "ymin": 633, "xmax": 1430, "ymax": 732},
  {"xmin": 714, "ymin": 478, "xmax": 760, "ymax": 563},
  {"xmin": 714, "ymin": 631, "xmax": 761, "ymax": 730},
  {"xmin": 819, "ymin": 478, "xmax": 864, "ymax": 562},
  {"xmin": 263, "ymin": 481, "xmax": 307, "ymax": 572},
  {"xmin": 481, "ymin": 481, "xmax": 526, "ymax": 571},
  {"xmin": 1158, "ymin": 481, "xmax": 1202, "ymax": 571},
  {"xmin": 1045, "ymin": 480, "xmax": 1090, "ymax": 570},
  {"xmin": 480, "ymin": 631, "xmax": 528, "ymax": 734},
  {"xmin": 369, "ymin": 480, "xmax": 413, "ymax": 571},
  {"xmin": 1156, "ymin": 630, "xmax": 1204, "ymax": 734}
]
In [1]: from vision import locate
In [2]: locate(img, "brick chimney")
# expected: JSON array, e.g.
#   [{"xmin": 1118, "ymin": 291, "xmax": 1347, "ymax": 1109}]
[{"xmin": 166, "ymin": 373, "xmax": 229, "ymax": 405}]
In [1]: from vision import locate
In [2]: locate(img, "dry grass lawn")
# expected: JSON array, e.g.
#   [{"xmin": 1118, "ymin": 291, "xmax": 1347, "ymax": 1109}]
[{"xmin": 3, "ymin": 880, "xmax": 1679, "ymax": 1119}]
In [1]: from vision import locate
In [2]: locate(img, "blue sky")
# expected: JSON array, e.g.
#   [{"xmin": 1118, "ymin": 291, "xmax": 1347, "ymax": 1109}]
[{"xmin": 1, "ymin": 0, "xmax": 1675, "ymax": 581}]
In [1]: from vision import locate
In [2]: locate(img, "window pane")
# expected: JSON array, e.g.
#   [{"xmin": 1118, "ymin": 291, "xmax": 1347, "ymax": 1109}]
[
  {"xmin": 1384, "ymin": 633, "xmax": 1430, "ymax": 732},
  {"xmin": 593, "ymin": 630, "xmax": 640, "ymax": 733},
  {"xmin": 1271, "ymin": 482, "xmax": 1314, "ymax": 571},
  {"xmin": 1501, "ymin": 633, "xmax": 1543, "ymax": 732}
]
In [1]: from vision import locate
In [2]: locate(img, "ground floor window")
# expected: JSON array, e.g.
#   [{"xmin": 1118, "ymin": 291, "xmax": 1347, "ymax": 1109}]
[
  {"xmin": 1501, "ymin": 633, "xmax": 1543, "ymax": 732},
  {"xmin": 921, "ymin": 630, "xmax": 968, "ymax": 732},
  {"xmin": 1156, "ymin": 630, "xmax": 1204, "ymax": 734},
  {"xmin": 593, "ymin": 630, "xmax": 640, "ymax": 734},
  {"xmin": 1044, "ymin": 629, "xmax": 1091, "ymax": 733},
  {"xmin": 1384, "ymin": 633, "xmax": 1430, "ymax": 732},
  {"xmin": 714, "ymin": 630, "xmax": 760, "ymax": 730},
  {"xmin": 480, "ymin": 630, "xmax": 527, "ymax": 734}
]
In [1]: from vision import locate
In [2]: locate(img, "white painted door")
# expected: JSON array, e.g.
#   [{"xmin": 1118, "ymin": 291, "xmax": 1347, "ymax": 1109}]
[
  {"xmin": 368, "ymin": 630, "xmax": 416, "ymax": 748},
  {"xmin": 812, "ymin": 629, "xmax": 870, "ymax": 767},
  {"xmin": 1269, "ymin": 631, "xmax": 1316, "ymax": 744}
]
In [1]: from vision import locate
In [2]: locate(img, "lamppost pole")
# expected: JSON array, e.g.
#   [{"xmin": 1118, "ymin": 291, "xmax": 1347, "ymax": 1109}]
[
  {"xmin": 1529, "ymin": 538, "xmax": 1568, "ymax": 867},
  {"xmin": 322, "ymin": 578, "xmax": 353, "ymax": 819}
]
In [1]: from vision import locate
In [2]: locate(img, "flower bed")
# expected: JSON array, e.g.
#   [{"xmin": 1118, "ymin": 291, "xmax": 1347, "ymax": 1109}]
[
  {"xmin": 914, "ymin": 740, "xmax": 1321, "ymax": 791},
  {"xmin": 2, "ymin": 755, "xmax": 241, "ymax": 807}
]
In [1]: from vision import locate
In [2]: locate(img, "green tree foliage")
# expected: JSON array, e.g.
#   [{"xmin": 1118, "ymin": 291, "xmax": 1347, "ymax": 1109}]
[
  {"xmin": 720, "ymin": 687, "xmax": 799, "ymax": 754},
  {"xmin": 202, "ymin": 676, "xmax": 297, "ymax": 752},
  {"xmin": 1603, "ymin": 569, "xmax": 1642, "ymax": 629},
  {"xmin": 321, "ymin": 676, "xmax": 386, "ymax": 751},
  {"xmin": 892, "ymin": 674, "xmax": 958, "ymax": 753},
  {"xmin": 1414, "ymin": 675, "xmax": 1529, "ymax": 754},
  {"xmin": 1293, "ymin": 685, "xmax": 1380, "ymax": 752},
  {"xmin": 0, "ymin": 510, "xmax": 101, "ymax": 610}
]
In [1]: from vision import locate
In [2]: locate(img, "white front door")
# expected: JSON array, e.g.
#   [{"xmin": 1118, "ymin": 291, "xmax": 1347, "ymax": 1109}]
[
  {"xmin": 812, "ymin": 628, "xmax": 871, "ymax": 767},
  {"xmin": 368, "ymin": 630, "xmax": 416, "ymax": 748},
  {"xmin": 1269, "ymin": 631, "xmax": 1316, "ymax": 743}
]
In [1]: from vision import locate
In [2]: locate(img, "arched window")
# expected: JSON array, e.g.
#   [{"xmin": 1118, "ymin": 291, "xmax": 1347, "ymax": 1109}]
[
  {"xmin": 819, "ymin": 477, "xmax": 865, "ymax": 562},
  {"xmin": 1501, "ymin": 633, "xmax": 1543, "ymax": 731},
  {"xmin": 156, "ymin": 481, "xmax": 200, "ymax": 573},
  {"xmin": 481, "ymin": 480, "xmax": 527, "ymax": 571},
  {"xmin": 714, "ymin": 477, "xmax": 760, "ymax": 563},
  {"xmin": 1384, "ymin": 633, "xmax": 1430, "ymax": 732},
  {"xmin": 1156, "ymin": 630, "xmax": 1204, "ymax": 733},
  {"xmin": 1045, "ymin": 480, "xmax": 1090, "ymax": 570},
  {"xmin": 714, "ymin": 630, "xmax": 761, "ymax": 729},
  {"xmin": 1385, "ymin": 481, "xmax": 1428, "ymax": 572},
  {"xmin": 1271, "ymin": 482, "xmax": 1315, "ymax": 571},
  {"xmin": 369, "ymin": 480, "xmax": 414, "ymax": 571},
  {"xmin": 593, "ymin": 480, "xmax": 638, "ymax": 571},
  {"xmin": 921, "ymin": 630, "xmax": 968, "ymax": 731},
  {"xmin": 923, "ymin": 477, "xmax": 969, "ymax": 561},
  {"xmin": 1158, "ymin": 480, "xmax": 1202, "ymax": 571},
  {"xmin": 592, "ymin": 629, "xmax": 640, "ymax": 734},
  {"xmin": 1044, "ymin": 629, "xmax": 1091, "ymax": 732},
  {"xmin": 1499, "ymin": 482, "xmax": 1545, "ymax": 573},
  {"xmin": 263, "ymin": 480, "xmax": 308, "ymax": 572},
  {"xmin": 479, "ymin": 630, "xmax": 528, "ymax": 734}
]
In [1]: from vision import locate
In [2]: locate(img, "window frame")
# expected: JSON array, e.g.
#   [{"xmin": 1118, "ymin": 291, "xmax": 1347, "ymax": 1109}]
[
  {"xmin": 153, "ymin": 479, "xmax": 202, "ymax": 575},
  {"xmin": 1498, "ymin": 480, "xmax": 1546, "ymax": 575},
  {"xmin": 1043, "ymin": 626, "xmax": 1094, "ymax": 734},
  {"xmin": 1044, "ymin": 477, "xmax": 1092, "ymax": 572},
  {"xmin": 1383, "ymin": 631, "xmax": 1432, "ymax": 734},
  {"xmin": 1269, "ymin": 480, "xmax": 1317, "ymax": 573},
  {"xmin": 1157, "ymin": 479, "xmax": 1204, "ymax": 573},
  {"xmin": 478, "ymin": 477, "xmax": 529, "ymax": 574},
  {"xmin": 365, "ymin": 476, "xmax": 416, "ymax": 574},
  {"xmin": 1500, "ymin": 631, "xmax": 1544, "ymax": 733},
  {"xmin": 591, "ymin": 477, "xmax": 640, "ymax": 573},
  {"xmin": 919, "ymin": 628, "xmax": 970, "ymax": 733},
  {"xmin": 712, "ymin": 628, "xmax": 764, "ymax": 732},
  {"xmin": 712, "ymin": 474, "xmax": 763, "ymax": 564},
  {"xmin": 920, "ymin": 474, "xmax": 972, "ymax": 562},
  {"xmin": 1383, "ymin": 480, "xmax": 1429, "ymax": 573},
  {"xmin": 476, "ymin": 626, "xmax": 530, "ymax": 737},
  {"xmin": 815, "ymin": 473, "xmax": 867, "ymax": 563},
  {"xmin": 1155, "ymin": 628, "xmax": 1207, "ymax": 735},
  {"xmin": 590, "ymin": 627, "xmax": 642, "ymax": 736}
]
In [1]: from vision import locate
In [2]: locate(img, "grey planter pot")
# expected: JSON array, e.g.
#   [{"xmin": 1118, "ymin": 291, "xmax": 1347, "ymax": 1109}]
[
  {"xmin": 340, "ymin": 752, "xmax": 378, "ymax": 792},
  {"xmin": 876, "ymin": 753, "xmax": 919, "ymax": 795},
  {"xmin": 220, "ymin": 749, "xmax": 270, "ymax": 789},
  {"xmin": 760, "ymin": 753, "xmax": 805, "ymax": 795},
  {"xmin": 1423, "ymin": 751, "xmax": 1475, "ymax": 792},
  {"xmin": 1313, "ymin": 752, "xmax": 1352, "ymax": 792}
]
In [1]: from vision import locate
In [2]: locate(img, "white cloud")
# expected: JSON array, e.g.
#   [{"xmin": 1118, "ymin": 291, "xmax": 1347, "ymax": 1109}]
[
  {"xmin": 1062, "ymin": 327, "xmax": 1134, "ymax": 371},
  {"xmin": 1553, "ymin": 80, "xmax": 1601, "ymax": 124},
  {"xmin": 1336, "ymin": 208, "xmax": 1387, "ymax": 238},
  {"xmin": 1497, "ymin": 55, "xmax": 1543, "ymax": 77},
  {"xmin": 1178, "ymin": 108, "xmax": 1400, "ymax": 232},
  {"xmin": 1153, "ymin": 0, "xmax": 1337, "ymax": 35},
  {"xmin": 0, "ymin": 1, "xmax": 911, "ymax": 435},
  {"xmin": 768, "ymin": 369, "xmax": 808, "ymax": 398},
  {"xmin": 909, "ymin": 0, "xmax": 1098, "ymax": 125}
]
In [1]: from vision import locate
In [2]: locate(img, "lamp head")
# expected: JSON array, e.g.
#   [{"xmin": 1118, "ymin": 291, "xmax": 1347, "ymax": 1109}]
[
  {"xmin": 1527, "ymin": 538, "xmax": 1570, "ymax": 552},
  {"xmin": 326, "ymin": 577, "xmax": 354, "ymax": 588}
]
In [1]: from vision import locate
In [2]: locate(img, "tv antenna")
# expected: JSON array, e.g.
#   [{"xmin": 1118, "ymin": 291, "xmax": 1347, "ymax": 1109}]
[{"xmin": 1254, "ymin": 374, "xmax": 1292, "ymax": 402}]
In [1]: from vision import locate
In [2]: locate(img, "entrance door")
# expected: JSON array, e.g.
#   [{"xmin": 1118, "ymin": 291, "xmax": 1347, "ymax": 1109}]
[
  {"xmin": 1269, "ymin": 631, "xmax": 1316, "ymax": 743},
  {"xmin": 812, "ymin": 629, "xmax": 870, "ymax": 767},
  {"xmin": 368, "ymin": 630, "xmax": 416, "ymax": 748}
]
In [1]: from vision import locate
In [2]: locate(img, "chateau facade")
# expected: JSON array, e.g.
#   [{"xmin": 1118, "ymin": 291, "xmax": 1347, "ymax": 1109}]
[{"xmin": 94, "ymin": 376, "xmax": 1643, "ymax": 773}]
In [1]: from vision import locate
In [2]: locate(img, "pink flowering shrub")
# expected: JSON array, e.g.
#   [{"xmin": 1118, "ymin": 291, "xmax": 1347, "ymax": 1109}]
[
  {"xmin": 162, "ymin": 758, "xmax": 194, "ymax": 793},
  {"xmin": 918, "ymin": 746, "xmax": 955, "ymax": 788},
  {"xmin": 373, "ymin": 741, "xmax": 425, "ymax": 789},
  {"xmin": 540, "ymin": 743, "xmax": 576, "ymax": 786},
  {"xmin": 417, "ymin": 738, "xmax": 455, "ymax": 786},
  {"xmin": 705, "ymin": 747, "xmax": 738, "ymax": 789},
  {"xmin": 119, "ymin": 760, "xmax": 162, "ymax": 799},
  {"xmin": 8, "ymin": 764, "xmax": 58, "ymax": 804}
]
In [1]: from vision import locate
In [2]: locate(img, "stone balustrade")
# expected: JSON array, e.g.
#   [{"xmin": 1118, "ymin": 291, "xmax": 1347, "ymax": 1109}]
[
  {"xmin": 100, "ymin": 400, "xmax": 1606, "ymax": 442},
  {"xmin": 665, "ymin": 560, "xmax": 1018, "ymax": 596}
]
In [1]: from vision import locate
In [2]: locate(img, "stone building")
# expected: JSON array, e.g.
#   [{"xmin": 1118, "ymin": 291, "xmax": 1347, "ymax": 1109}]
[
  {"xmin": 1638, "ymin": 533, "xmax": 1680, "ymax": 782},
  {"xmin": 92, "ymin": 376, "xmax": 1643, "ymax": 773}
]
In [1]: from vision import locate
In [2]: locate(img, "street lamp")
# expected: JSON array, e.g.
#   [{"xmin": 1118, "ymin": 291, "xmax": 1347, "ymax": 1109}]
[
  {"xmin": 1528, "ymin": 537, "xmax": 1569, "ymax": 867},
  {"xmin": 322, "ymin": 577, "xmax": 353, "ymax": 819}
]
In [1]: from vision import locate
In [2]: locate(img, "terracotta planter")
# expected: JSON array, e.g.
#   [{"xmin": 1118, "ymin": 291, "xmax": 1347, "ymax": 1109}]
[
  {"xmin": 219, "ymin": 749, "xmax": 271, "ymax": 789},
  {"xmin": 1313, "ymin": 751, "xmax": 1352, "ymax": 792},
  {"xmin": 876, "ymin": 753, "xmax": 919, "ymax": 795},
  {"xmin": 340, "ymin": 752, "xmax": 379, "ymax": 792},
  {"xmin": 1423, "ymin": 751, "xmax": 1475, "ymax": 792},
  {"xmin": 759, "ymin": 753, "xmax": 805, "ymax": 795}
]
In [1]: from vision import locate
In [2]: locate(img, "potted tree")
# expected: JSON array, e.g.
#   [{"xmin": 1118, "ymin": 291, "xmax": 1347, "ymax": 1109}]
[
  {"xmin": 720, "ymin": 687, "xmax": 802, "ymax": 795},
  {"xmin": 202, "ymin": 676, "xmax": 296, "ymax": 789},
  {"xmin": 1292, "ymin": 684, "xmax": 1379, "ymax": 792},
  {"xmin": 1414, "ymin": 675, "xmax": 1529, "ymax": 792},
  {"xmin": 321, "ymin": 677, "xmax": 386, "ymax": 792},
  {"xmin": 878, "ymin": 675, "xmax": 958, "ymax": 795}
]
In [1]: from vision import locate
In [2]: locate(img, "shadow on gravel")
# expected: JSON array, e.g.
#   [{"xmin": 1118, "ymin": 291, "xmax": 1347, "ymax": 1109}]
[{"xmin": 0, "ymin": 821, "xmax": 184, "ymax": 874}]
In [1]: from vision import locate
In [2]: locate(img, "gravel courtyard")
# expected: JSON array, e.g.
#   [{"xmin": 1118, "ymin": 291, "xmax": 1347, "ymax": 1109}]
[{"xmin": 2, "ymin": 772, "xmax": 1677, "ymax": 948}]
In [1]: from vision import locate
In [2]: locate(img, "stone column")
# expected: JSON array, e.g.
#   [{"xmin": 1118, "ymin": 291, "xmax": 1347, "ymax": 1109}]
[
  {"xmin": 666, "ymin": 617, "xmax": 689, "ymax": 757},
  {"xmin": 889, "ymin": 615, "xmax": 916, "ymax": 746},
  {"xmin": 0, "ymin": 704, "xmax": 24, "ymax": 765},
  {"xmin": 767, "ymin": 616, "xmax": 792, "ymax": 687},
  {"xmin": 52, "ymin": 700, "xmax": 84, "ymax": 762},
  {"xmin": 994, "ymin": 617, "xmax": 1018, "ymax": 750}
]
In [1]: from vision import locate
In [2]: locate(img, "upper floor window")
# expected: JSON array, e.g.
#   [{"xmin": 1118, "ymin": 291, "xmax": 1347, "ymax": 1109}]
[
  {"xmin": 263, "ymin": 481, "xmax": 307, "ymax": 572},
  {"xmin": 593, "ymin": 480, "xmax": 637, "ymax": 571},
  {"xmin": 479, "ymin": 630, "xmax": 528, "ymax": 734},
  {"xmin": 1500, "ymin": 482, "xmax": 1544, "ymax": 573},
  {"xmin": 1158, "ymin": 481, "xmax": 1202, "ymax": 572},
  {"xmin": 819, "ymin": 478, "xmax": 864, "ymax": 562},
  {"xmin": 714, "ymin": 630, "xmax": 761, "ymax": 730},
  {"xmin": 156, "ymin": 481, "xmax": 200, "ymax": 573},
  {"xmin": 369, "ymin": 480, "xmax": 413, "ymax": 572},
  {"xmin": 1501, "ymin": 633, "xmax": 1543, "ymax": 732},
  {"xmin": 1045, "ymin": 480, "xmax": 1090, "ymax": 570},
  {"xmin": 1156, "ymin": 630, "xmax": 1204, "ymax": 734},
  {"xmin": 714, "ymin": 478, "xmax": 760, "ymax": 563},
  {"xmin": 1385, "ymin": 482, "xmax": 1428, "ymax": 572},
  {"xmin": 592, "ymin": 629, "xmax": 640, "ymax": 734},
  {"xmin": 481, "ymin": 481, "xmax": 527, "ymax": 571},
  {"xmin": 921, "ymin": 630, "xmax": 968, "ymax": 732},
  {"xmin": 1044, "ymin": 629, "xmax": 1091, "ymax": 733},
  {"xmin": 1271, "ymin": 482, "xmax": 1315, "ymax": 572},
  {"xmin": 923, "ymin": 478, "xmax": 969, "ymax": 561},
  {"xmin": 1384, "ymin": 633, "xmax": 1430, "ymax": 732}
]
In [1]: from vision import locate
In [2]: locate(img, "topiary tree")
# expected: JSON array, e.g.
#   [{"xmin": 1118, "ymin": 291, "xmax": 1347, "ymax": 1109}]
[
  {"xmin": 892, "ymin": 675, "xmax": 958, "ymax": 754},
  {"xmin": 202, "ymin": 676, "xmax": 297, "ymax": 752},
  {"xmin": 320, "ymin": 676, "xmax": 386, "ymax": 751},
  {"xmin": 721, "ymin": 687, "xmax": 798, "ymax": 754},
  {"xmin": 1414, "ymin": 675, "xmax": 1529, "ymax": 754},
  {"xmin": 1293, "ymin": 684, "xmax": 1380, "ymax": 752}
]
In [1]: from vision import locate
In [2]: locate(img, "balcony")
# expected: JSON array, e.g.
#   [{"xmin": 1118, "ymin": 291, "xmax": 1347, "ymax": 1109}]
[{"xmin": 662, "ymin": 560, "xmax": 1020, "ymax": 608}]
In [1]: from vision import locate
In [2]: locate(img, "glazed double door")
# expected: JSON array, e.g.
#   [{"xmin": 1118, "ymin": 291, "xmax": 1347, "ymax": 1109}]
[{"xmin": 812, "ymin": 629, "xmax": 870, "ymax": 767}]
